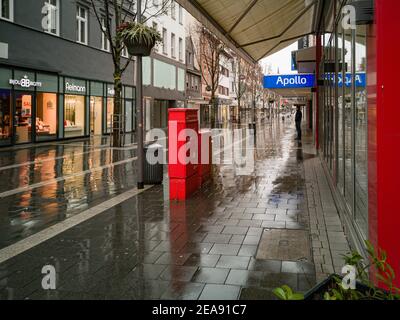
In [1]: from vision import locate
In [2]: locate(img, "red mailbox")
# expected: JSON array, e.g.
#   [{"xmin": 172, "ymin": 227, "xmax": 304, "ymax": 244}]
[
  {"xmin": 168, "ymin": 109, "xmax": 199, "ymax": 200},
  {"xmin": 198, "ymin": 129, "xmax": 212, "ymax": 186}
]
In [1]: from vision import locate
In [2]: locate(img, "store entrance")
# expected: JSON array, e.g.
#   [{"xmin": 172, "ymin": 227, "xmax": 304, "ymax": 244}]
[{"xmin": 14, "ymin": 92, "xmax": 34, "ymax": 144}]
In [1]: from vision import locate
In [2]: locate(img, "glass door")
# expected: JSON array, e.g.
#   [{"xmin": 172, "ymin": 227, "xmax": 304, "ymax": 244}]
[
  {"xmin": 90, "ymin": 96, "xmax": 102, "ymax": 136},
  {"xmin": 14, "ymin": 92, "xmax": 34, "ymax": 144}
]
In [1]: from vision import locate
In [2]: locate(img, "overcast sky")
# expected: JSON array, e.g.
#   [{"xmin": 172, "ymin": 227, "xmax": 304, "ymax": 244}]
[{"xmin": 260, "ymin": 41, "xmax": 298, "ymax": 75}]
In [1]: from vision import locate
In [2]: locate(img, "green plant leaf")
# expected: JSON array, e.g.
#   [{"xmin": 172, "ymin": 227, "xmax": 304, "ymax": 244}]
[
  {"xmin": 281, "ymin": 285, "xmax": 293, "ymax": 296},
  {"xmin": 291, "ymin": 293, "xmax": 305, "ymax": 300},
  {"xmin": 273, "ymin": 287, "xmax": 287, "ymax": 300}
]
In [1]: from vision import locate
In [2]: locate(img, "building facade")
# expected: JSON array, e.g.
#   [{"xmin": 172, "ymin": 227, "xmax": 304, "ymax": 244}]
[
  {"xmin": 0, "ymin": 0, "xmax": 189, "ymax": 145},
  {"xmin": 314, "ymin": 0, "xmax": 400, "ymax": 285},
  {"xmin": 0, "ymin": 0, "xmax": 136, "ymax": 146},
  {"xmin": 142, "ymin": 0, "xmax": 186, "ymax": 131}
]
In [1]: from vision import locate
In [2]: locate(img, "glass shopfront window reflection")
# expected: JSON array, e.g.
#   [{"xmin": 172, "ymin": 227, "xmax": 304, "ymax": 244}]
[
  {"xmin": 355, "ymin": 25, "xmax": 368, "ymax": 236},
  {"xmin": 125, "ymin": 100, "xmax": 133, "ymax": 132},
  {"xmin": 344, "ymin": 29, "xmax": 353, "ymax": 211},
  {"xmin": 36, "ymin": 93, "xmax": 57, "ymax": 141},
  {"xmin": 64, "ymin": 95, "xmax": 85, "ymax": 138},
  {"xmin": 90, "ymin": 96, "xmax": 103, "ymax": 136},
  {"xmin": 106, "ymin": 97, "xmax": 114, "ymax": 134},
  {"xmin": 15, "ymin": 92, "xmax": 33, "ymax": 144},
  {"xmin": 337, "ymin": 24, "xmax": 344, "ymax": 193},
  {"xmin": 0, "ymin": 89, "xmax": 11, "ymax": 144}
]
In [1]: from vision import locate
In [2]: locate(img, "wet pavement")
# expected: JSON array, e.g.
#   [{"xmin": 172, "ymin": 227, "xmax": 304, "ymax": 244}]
[
  {"xmin": 0, "ymin": 117, "xmax": 319, "ymax": 300},
  {"xmin": 0, "ymin": 135, "xmax": 140, "ymax": 248}
]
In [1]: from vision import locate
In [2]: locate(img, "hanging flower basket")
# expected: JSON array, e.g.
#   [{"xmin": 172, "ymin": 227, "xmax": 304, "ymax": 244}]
[{"xmin": 118, "ymin": 22, "xmax": 162, "ymax": 57}]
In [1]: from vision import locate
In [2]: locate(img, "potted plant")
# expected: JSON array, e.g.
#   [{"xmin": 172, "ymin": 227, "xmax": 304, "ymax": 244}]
[
  {"xmin": 118, "ymin": 22, "xmax": 162, "ymax": 57},
  {"xmin": 274, "ymin": 241, "xmax": 400, "ymax": 300}
]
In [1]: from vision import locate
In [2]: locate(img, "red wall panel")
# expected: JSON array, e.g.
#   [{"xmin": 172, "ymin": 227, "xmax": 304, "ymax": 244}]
[{"xmin": 370, "ymin": 0, "xmax": 400, "ymax": 287}]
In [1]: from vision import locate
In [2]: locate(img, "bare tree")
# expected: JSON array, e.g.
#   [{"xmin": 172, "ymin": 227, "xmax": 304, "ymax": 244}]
[
  {"xmin": 232, "ymin": 56, "xmax": 251, "ymax": 124},
  {"xmin": 248, "ymin": 63, "xmax": 264, "ymax": 123},
  {"xmin": 191, "ymin": 25, "xmax": 224, "ymax": 127},
  {"xmin": 89, "ymin": 0, "xmax": 170, "ymax": 146}
]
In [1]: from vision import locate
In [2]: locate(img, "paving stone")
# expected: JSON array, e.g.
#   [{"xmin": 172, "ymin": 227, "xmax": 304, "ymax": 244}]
[
  {"xmin": 202, "ymin": 233, "xmax": 232, "ymax": 244},
  {"xmin": 222, "ymin": 226, "xmax": 249, "ymax": 235},
  {"xmin": 183, "ymin": 254, "xmax": 221, "ymax": 268},
  {"xmin": 238, "ymin": 245, "xmax": 258, "ymax": 257},
  {"xmin": 216, "ymin": 255, "xmax": 250, "ymax": 270},
  {"xmin": 192, "ymin": 267, "xmax": 230, "ymax": 284},
  {"xmin": 209, "ymin": 244, "xmax": 241, "ymax": 255},
  {"xmin": 199, "ymin": 284, "xmax": 240, "ymax": 300}
]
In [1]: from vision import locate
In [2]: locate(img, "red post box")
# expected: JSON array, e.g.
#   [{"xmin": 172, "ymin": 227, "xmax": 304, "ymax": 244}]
[
  {"xmin": 168, "ymin": 109, "xmax": 199, "ymax": 200},
  {"xmin": 198, "ymin": 129, "xmax": 212, "ymax": 186}
]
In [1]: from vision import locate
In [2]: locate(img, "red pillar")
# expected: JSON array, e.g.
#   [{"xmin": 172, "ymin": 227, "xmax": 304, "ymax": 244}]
[{"xmin": 369, "ymin": 0, "xmax": 400, "ymax": 287}]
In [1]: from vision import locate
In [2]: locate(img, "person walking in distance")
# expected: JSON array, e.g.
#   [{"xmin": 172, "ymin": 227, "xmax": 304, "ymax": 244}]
[{"xmin": 295, "ymin": 106, "xmax": 302, "ymax": 140}]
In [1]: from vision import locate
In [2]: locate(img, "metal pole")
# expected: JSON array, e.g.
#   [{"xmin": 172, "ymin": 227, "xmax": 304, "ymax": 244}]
[{"xmin": 136, "ymin": 0, "xmax": 144, "ymax": 190}]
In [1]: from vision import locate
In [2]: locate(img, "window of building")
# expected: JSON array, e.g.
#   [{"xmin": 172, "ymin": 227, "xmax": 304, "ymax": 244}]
[
  {"xmin": 171, "ymin": 33, "xmax": 176, "ymax": 58},
  {"xmin": 171, "ymin": 1, "xmax": 176, "ymax": 20},
  {"xmin": 43, "ymin": 0, "xmax": 59, "ymax": 35},
  {"xmin": 76, "ymin": 6, "xmax": 88, "ymax": 45},
  {"xmin": 36, "ymin": 93, "xmax": 57, "ymax": 141},
  {"xmin": 178, "ymin": 38, "xmax": 183, "ymax": 61},
  {"xmin": 64, "ymin": 95, "xmax": 85, "ymax": 138},
  {"xmin": 179, "ymin": 4, "xmax": 183, "ymax": 25},
  {"xmin": 101, "ymin": 17, "xmax": 110, "ymax": 52},
  {"xmin": 0, "ymin": 89, "xmax": 11, "ymax": 143},
  {"xmin": 152, "ymin": 22, "xmax": 158, "ymax": 52},
  {"xmin": 162, "ymin": 28, "xmax": 168, "ymax": 54},
  {"xmin": 0, "ymin": 0, "xmax": 13, "ymax": 21}
]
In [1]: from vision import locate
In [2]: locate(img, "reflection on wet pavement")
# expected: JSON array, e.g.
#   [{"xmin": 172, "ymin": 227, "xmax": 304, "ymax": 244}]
[
  {"xmin": 0, "ymin": 118, "xmax": 316, "ymax": 300},
  {"xmin": 0, "ymin": 136, "xmax": 139, "ymax": 248}
]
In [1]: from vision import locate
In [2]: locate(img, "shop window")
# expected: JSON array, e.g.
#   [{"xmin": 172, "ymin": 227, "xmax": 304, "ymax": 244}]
[
  {"xmin": 354, "ymin": 25, "xmax": 368, "ymax": 237},
  {"xmin": 64, "ymin": 95, "xmax": 85, "ymax": 138},
  {"xmin": 90, "ymin": 96, "xmax": 102, "ymax": 136},
  {"xmin": 337, "ymin": 24, "xmax": 345, "ymax": 194},
  {"xmin": 344, "ymin": 29, "xmax": 353, "ymax": 212},
  {"xmin": 36, "ymin": 93, "xmax": 57, "ymax": 141},
  {"xmin": 106, "ymin": 97, "xmax": 114, "ymax": 133},
  {"xmin": 0, "ymin": 0, "xmax": 13, "ymax": 21},
  {"xmin": 0, "ymin": 89, "xmax": 11, "ymax": 143},
  {"xmin": 125, "ymin": 100, "xmax": 133, "ymax": 132}
]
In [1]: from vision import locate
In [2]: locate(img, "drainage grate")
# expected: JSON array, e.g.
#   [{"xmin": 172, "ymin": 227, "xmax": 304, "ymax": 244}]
[{"xmin": 256, "ymin": 229, "xmax": 312, "ymax": 262}]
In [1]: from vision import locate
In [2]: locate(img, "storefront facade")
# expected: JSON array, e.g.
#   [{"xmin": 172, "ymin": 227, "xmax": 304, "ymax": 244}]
[
  {"xmin": 0, "ymin": 66, "xmax": 135, "ymax": 146},
  {"xmin": 316, "ymin": 0, "xmax": 400, "ymax": 285}
]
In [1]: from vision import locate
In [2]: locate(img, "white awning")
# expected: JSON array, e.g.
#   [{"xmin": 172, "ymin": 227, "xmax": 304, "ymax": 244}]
[{"xmin": 177, "ymin": 0, "xmax": 321, "ymax": 62}]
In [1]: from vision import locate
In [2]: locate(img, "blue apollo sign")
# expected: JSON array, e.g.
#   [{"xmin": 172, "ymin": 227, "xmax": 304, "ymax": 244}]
[
  {"xmin": 264, "ymin": 74, "xmax": 315, "ymax": 89},
  {"xmin": 264, "ymin": 73, "xmax": 366, "ymax": 89}
]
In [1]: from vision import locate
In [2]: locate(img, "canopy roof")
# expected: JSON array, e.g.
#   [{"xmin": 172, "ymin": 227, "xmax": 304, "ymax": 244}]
[{"xmin": 178, "ymin": 0, "xmax": 322, "ymax": 63}]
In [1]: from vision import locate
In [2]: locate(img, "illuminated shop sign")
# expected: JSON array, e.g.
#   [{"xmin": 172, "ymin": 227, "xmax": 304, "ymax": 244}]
[
  {"xmin": 65, "ymin": 82, "xmax": 86, "ymax": 93},
  {"xmin": 9, "ymin": 75, "xmax": 42, "ymax": 88},
  {"xmin": 264, "ymin": 74, "xmax": 315, "ymax": 89},
  {"xmin": 107, "ymin": 87, "xmax": 115, "ymax": 96}
]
